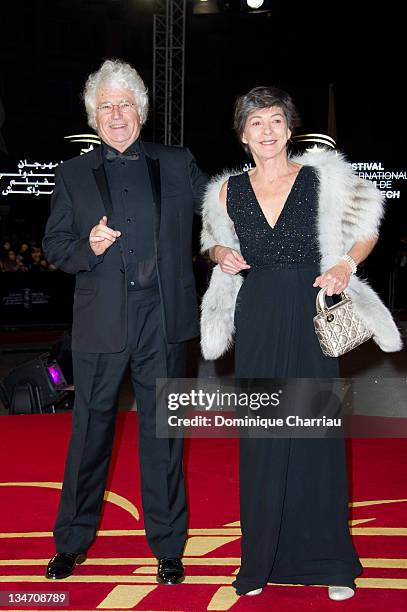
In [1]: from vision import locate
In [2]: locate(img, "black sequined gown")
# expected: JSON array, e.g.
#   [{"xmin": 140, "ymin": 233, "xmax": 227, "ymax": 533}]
[{"xmin": 227, "ymin": 167, "xmax": 362, "ymax": 594}]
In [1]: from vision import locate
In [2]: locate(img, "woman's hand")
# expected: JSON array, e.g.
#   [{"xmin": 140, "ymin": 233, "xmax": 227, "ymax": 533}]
[
  {"xmin": 213, "ymin": 246, "xmax": 251, "ymax": 275},
  {"xmin": 313, "ymin": 261, "xmax": 352, "ymax": 296}
]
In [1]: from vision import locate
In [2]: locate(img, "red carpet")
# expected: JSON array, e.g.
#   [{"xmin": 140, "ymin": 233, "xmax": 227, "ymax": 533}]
[{"xmin": 0, "ymin": 412, "xmax": 406, "ymax": 611}]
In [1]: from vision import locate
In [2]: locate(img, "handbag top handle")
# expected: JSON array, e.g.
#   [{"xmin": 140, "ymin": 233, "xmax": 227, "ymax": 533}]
[{"xmin": 315, "ymin": 286, "xmax": 349, "ymax": 315}]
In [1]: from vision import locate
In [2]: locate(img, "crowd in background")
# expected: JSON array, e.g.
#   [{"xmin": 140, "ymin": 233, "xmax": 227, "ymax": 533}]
[{"xmin": 0, "ymin": 240, "xmax": 56, "ymax": 272}]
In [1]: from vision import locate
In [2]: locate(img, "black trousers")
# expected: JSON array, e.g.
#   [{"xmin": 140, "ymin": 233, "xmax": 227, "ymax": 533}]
[{"xmin": 53, "ymin": 289, "xmax": 187, "ymax": 558}]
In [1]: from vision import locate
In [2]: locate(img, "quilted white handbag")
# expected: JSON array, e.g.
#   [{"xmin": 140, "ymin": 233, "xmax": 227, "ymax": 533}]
[{"xmin": 313, "ymin": 287, "xmax": 373, "ymax": 357}]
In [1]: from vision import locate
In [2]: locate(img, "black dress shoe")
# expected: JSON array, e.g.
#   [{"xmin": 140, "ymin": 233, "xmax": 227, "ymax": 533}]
[
  {"xmin": 157, "ymin": 557, "xmax": 185, "ymax": 584},
  {"xmin": 45, "ymin": 553, "xmax": 86, "ymax": 580}
]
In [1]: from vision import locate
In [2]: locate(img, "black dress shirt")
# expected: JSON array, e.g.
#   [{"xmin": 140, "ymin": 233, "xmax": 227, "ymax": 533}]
[{"xmin": 103, "ymin": 139, "xmax": 158, "ymax": 291}]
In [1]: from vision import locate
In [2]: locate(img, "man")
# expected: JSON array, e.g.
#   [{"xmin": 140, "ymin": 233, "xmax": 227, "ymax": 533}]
[{"xmin": 43, "ymin": 59, "xmax": 207, "ymax": 583}]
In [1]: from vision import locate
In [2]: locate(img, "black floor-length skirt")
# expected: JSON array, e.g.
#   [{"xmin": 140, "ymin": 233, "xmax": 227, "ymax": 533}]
[{"xmin": 232, "ymin": 264, "xmax": 362, "ymax": 595}]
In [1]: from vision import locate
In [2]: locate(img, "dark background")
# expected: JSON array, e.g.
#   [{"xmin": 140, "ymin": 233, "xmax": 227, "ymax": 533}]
[
  {"xmin": 0, "ymin": 0, "xmax": 406, "ymax": 325},
  {"xmin": 0, "ymin": 0, "xmax": 405, "ymax": 164},
  {"xmin": 1, "ymin": 1, "xmax": 405, "ymax": 165}
]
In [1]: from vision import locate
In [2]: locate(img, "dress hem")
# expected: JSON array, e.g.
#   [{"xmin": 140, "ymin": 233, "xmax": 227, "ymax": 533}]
[{"xmin": 232, "ymin": 573, "xmax": 358, "ymax": 595}]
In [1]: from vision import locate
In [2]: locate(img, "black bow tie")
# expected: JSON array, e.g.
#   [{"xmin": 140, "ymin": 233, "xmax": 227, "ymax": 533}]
[{"xmin": 105, "ymin": 149, "xmax": 140, "ymax": 162}]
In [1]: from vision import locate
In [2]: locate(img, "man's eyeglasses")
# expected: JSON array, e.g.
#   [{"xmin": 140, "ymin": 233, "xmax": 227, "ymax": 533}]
[{"xmin": 96, "ymin": 102, "xmax": 137, "ymax": 114}]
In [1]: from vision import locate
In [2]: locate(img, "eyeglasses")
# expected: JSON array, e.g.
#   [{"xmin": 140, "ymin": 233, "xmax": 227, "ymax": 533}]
[{"xmin": 96, "ymin": 101, "xmax": 137, "ymax": 114}]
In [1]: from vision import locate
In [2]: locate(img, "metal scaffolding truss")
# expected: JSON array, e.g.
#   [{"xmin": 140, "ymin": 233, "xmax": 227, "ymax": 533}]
[{"xmin": 153, "ymin": 0, "xmax": 186, "ymax": 146}]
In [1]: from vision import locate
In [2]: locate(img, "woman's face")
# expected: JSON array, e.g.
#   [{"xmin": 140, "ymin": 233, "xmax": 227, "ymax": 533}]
[{"xmin": 242, "ymin": 106, "xmax": 291, "ymax": 161}]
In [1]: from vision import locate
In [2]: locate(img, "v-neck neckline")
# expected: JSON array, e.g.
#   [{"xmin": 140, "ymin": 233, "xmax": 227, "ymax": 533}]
[{"xmin": 246, "ymin": 165, "xmax": 305, "ymax": 230}]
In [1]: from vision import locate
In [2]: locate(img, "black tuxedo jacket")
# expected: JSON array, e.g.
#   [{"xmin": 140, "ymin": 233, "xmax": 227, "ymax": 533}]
[{"xmin": 43, "ymin": 142, "xmax": 208, "ymax": 352}]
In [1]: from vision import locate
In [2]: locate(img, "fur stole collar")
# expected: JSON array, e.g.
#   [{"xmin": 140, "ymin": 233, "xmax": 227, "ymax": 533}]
[{"xmin": 200, "ymin": 148, "xmax": 403, "ymax": 359}]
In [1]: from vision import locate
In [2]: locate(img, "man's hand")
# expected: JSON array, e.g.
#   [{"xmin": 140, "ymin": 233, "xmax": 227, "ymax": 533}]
[
  {"xmin": 213, "ymin": 245, "xmax": 251, "ymax": 275},
  {"xmin": 89, "ymin": 216, "xmax": 121, "ymax": 256},
  {"xmin": 313, "ymin": 261, "xmax": 352, "ymax": 296}
]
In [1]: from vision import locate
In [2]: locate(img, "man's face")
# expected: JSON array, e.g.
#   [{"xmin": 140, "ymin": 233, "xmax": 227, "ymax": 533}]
[{"xmin": 95, "ymin": 87, "xmax": 141, "ymax": 152}]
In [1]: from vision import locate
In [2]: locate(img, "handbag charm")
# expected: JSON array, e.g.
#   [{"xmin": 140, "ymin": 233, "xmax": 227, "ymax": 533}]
[{"xmin": 313, "ymin": 287, "xmax": 373, "ymax": 357}]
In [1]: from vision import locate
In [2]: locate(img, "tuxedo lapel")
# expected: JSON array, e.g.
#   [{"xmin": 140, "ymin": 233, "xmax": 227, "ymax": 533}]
[
  {"xmin": 91, "ymin": 146, "xmax": 114, "ymax": 223},
  {"xmin": 144, "ymin": 144, "xmax": 162, "ymax": 240}
]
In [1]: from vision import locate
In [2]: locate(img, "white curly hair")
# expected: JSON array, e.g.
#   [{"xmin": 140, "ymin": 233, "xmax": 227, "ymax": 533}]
[{"xmin": 83, "ymin": 59, "xmax": 149, "ymax": 130}]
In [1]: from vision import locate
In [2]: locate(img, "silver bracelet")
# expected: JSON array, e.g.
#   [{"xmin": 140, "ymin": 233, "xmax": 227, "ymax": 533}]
[{"xmin": 341, "ymin": 254, "xmax": 357, "ymax": 274}]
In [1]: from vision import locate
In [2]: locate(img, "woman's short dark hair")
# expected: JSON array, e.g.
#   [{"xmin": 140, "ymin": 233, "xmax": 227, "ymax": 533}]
[{"xmin": 234, "ymin": 86, "xmax": 301, "ymax": 154}]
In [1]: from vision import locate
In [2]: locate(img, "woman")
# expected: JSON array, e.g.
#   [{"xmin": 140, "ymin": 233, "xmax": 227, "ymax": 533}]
[{"xmin": 200, "ymin": 87, "xmax": 402, "ymax": 601}]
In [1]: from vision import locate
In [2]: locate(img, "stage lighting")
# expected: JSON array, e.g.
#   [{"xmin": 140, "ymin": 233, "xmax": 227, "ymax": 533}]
[
  {"xmin": 241, "ymin": 0, "xmax": 272, "ymax": 12},
  {"xmin": 247, "ymin": 0, "xmax": 264, "ymax": 8},
  {"xmin": 0, "ymin": 353, "xmax": 71, "ymax": 415}
]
